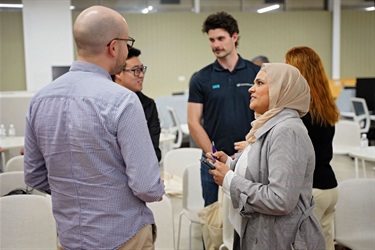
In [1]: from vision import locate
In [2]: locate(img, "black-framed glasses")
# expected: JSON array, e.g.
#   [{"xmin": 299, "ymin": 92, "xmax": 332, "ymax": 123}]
[
  {"xmin": 106, "ymin": 37, "xmax": 135, "ymax": 48},
  {"xmin": 123, "ymin": 66, "xmax": 147, "ymax": 77}
]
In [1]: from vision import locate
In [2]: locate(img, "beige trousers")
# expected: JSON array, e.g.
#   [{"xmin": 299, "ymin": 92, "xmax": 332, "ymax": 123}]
[
  {"xmin": 313, "ymin": 187, "xmax": 339, "ymax": 250},
  {"xmin": 117, "ymin": 224, "xmax": 156, "ymax": 250},
  {"xmin": 58, "ymin": 224, "xmax": 156, "ymax": 250}
]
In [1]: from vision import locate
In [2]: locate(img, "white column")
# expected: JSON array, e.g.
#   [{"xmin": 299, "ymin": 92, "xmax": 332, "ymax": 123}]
[
  {"xmin": 193, "ymin": 0, "xmax": 200, "ymax": 13},
  {"xmin": 22, "ymin": 0, "xmax": 74, "ymax": 92},
  {"xmin": 332, "ymin": 0, "xmax": 341, "ymax": 79}
]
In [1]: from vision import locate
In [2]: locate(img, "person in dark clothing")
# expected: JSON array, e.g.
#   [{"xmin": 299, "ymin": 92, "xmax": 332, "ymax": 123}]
[
  {"xmin": 188, "ymin": 11, "xmax": 259, "ymax": 208},
  {"xmin": 112, "ymin": 47, "xmax": 162, "ymax": 162},
  {"xmin": 285, "ymin": 46, "xmax": 340, "ymax": 250}
]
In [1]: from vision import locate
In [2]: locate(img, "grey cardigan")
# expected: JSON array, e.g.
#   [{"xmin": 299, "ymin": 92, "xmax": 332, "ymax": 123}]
[{"xmin": 230, "ymin": 109, "xmax": 325, "ymax": 250}]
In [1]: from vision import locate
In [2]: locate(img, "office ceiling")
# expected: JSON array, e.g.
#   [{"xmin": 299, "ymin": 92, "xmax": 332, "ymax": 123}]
[{"xmin": 0, "ymin": 0, "xmax": 373, "ymax": 13}]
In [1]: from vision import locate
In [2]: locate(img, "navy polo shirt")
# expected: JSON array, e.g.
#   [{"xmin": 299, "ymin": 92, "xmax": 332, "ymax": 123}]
[{"xmin": 188, "ymin": 55, "xmax": 260, "ymax": 156}]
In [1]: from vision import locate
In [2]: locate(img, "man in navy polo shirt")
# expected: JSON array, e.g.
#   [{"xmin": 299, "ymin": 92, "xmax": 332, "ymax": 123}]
[{"xmin": 188, "ymin": 11, "xmax": 260, "ymax": 207}]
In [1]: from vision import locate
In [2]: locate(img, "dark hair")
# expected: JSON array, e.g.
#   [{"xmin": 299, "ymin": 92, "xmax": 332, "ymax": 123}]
[
  {"xmin": 251, "ymin": 55, "xmax": 270, "ymax": 64},
  {"xmin": 111, "ymin": 47, "xmax": 142, "ymax": 81},
  {"xmin": 127, "ymin": 47, "xmax": 141, "ymax": 59},
  {"xmin": 202, "ymin": 11, "xmax": 240, "ymax": 47}
]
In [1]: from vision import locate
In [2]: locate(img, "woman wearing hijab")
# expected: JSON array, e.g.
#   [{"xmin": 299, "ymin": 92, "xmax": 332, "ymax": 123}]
[
  {"xmin": 207, "ymin": 63, "xmax": 325, "ymax": 249},
  {"xmin": 285, "ymin": 46, "xmax": 340, "ymax": 250}
]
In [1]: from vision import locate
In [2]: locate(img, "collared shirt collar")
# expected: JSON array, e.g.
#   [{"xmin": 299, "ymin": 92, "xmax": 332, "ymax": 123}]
[
  {"xmin": 70, "ymin": 61, "xmax": 112, "ymax": 81},
  {"xmin": 213, "ymin": 54, "xmax": 246, "ymax": 72}
]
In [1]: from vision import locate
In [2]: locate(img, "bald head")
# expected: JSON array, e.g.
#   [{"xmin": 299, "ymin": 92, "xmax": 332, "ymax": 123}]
[{"xmin": 73, "ymin": 6, "xmax": 129, "ymax": 56}]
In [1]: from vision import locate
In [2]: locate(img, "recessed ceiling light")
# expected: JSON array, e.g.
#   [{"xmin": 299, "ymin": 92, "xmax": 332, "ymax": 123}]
[
  {"xmin": 257, "ymin": 4, "xmax": 280, "ymax": 14},
  {"xmin": 0, "ymin": 4, "xmax": 23, "ymax": 8}
]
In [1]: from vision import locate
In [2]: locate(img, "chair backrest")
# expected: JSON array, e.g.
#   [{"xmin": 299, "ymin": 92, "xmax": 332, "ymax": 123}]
[
  {"xmin": 167, "ymin": 106, "xmax": 183, "ymax": 149},
  {"xmin": 4, "ymin": 155, "xmax": 24, "ymax": 172},
  {"xmin": 147, "ymin": 195, "xmax": 175, "ymax": 250},
  {"xmin": 0, "ymin": 194, "xmax": 58, "ymax": 249},
  {"xmin": 334, "ymin": 179, "xmax": 375, "ymax": 248},
  {"xmin": 332, "ymin": 120, "xmax": 361, "ymax": 154},
  {"xmin": 0, "ymin": 171, "xmax": 28, "ymax": 196},
  {"xmin": 163, "ymin": 148, "xmax": 202, "ymax": 178},
  {"xmin": 0, "ymin": 171, "xmax": 45, "ymax": 196},
  {"xmin": 351, "ymin": 97, "xmax": 371, "ymax": 134},
  {"xmin": 183, "ymin": 162, "xmax": 204, "ymax": 212}
]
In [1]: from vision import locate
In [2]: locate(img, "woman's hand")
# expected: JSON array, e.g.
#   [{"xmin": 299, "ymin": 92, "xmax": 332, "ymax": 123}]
[
  {"xmin": 234, "ymin": 140, "xmax": 249, "ymax": 153},
  {"xmin": 206, "ymin": 151, "xmax": 228, "ymax": 164},
  {"xmin": 208, "ymin": 160, "xmax": 231, "ymax": 186}
]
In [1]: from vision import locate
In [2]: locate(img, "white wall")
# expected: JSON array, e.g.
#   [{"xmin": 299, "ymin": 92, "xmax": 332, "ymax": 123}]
[
  {"xmin": 23, "ymin": 0, "xmax": 74, "ymax": 92},
  {"xmin": 0, "ymin": 91, "xmax": 35, "ymax": 137}
]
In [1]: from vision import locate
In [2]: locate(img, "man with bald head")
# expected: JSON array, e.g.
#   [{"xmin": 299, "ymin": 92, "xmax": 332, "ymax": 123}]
[{"xmin": 24, "ymin": 6, "xmax": 164, "ymax": 250}]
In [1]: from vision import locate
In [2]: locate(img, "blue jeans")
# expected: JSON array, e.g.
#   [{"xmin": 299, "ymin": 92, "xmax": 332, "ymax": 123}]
[{"xmin": 200, "ymin": 154, "xmax": 219, "ymax": 207}]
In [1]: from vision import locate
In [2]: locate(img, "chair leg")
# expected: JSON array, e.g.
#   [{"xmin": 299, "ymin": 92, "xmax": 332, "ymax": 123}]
[
  {"xmin": 188, "ymin": 221, "xmax": 192, "ymax": 250},
  {"xmin": 361, "ymin": 158, "xmax": 367, "ymax": 178},
  {"xmin": 177, "ymin": 212, "xmax": 184, "ymax": 250},
  {"xmin": 354, "ymin": 157, "xmax": 359, "ymax": 178}
]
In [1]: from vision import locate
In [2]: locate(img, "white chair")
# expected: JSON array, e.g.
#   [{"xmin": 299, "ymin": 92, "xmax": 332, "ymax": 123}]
[
  {"xmin": 4, "ymin": 155, "xmax": 24, "ymax": 172},
  {"xmin": 351, "ymin": 97, "xmax": 371, "ymax": 134},
  {"xmin": 147, "ymin": 195, "xmax": 175, "ymax": 250},
  {"xmin": 219, "ymin": 194, "xmax": 234, "ymax": 250},
  {"xmin": 177, "ymin": 162, "xmax": 204, "ymax": 250},
  {"xmin": 334, "ymin": 178, "xmax": 375, "ymax": 250},
  {"xmin": 0, "ymin": 194, "xmax": 58, "ymax": 249},
  {"xmin": 167, "ymin": 106, "xmax": 183, "ymax": 149},
  {"xmin": 0, "ymin": 171, "xmax": 28, "ymax": 196},
  {"xmin": 163, "ymin": 148, "xmax": 202, "ymax": 196},
  {"xmin": 332, "ymin": 120, "xmax": 361, "ymax": 155},
  {"xmin": 164, "ymin": 148, "xmax": 202, "ymax": 179},
  {"xmin": 0, "ymin": 171, "xmax": 45, "ymax": 196}
]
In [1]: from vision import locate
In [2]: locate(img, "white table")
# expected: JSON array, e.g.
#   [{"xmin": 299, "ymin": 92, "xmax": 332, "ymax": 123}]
[
  {"xmin": 0, "ymin": 136, "xmax": 25, "ymax": 171},
  {"xmin": 348, "ymin": 146, "xmax": 375, "ymax": 178}
]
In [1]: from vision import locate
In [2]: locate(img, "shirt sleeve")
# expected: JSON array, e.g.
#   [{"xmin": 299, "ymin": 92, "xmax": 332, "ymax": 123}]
[
  {"xmin": 188, "ymin": 73, "xmax": 204, "ymax": 103},
  {"xmin": 116, "ymin": 93, "xmax": 165, "ymax": 202},
  {"xmin": 24, "ymin": 102, "xmax": 50, "ymax": 192}
]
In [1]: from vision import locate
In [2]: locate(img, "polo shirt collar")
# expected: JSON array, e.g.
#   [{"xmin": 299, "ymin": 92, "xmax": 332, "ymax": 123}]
[{"xmin": 213, "ymin": 54, "xmax": 246, "ymax": 72}]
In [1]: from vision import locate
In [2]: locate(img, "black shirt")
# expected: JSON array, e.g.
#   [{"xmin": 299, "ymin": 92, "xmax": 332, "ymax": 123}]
[
  {"xmin": 188, "ymin": 55, "xmax": 260, "ymax": 156},
  {"xmin": 302, "ymin": 112, "xmax": 338, "ymax": 189},
  {"xmin": 136, "ymin": 91, "xmax": 162, "ymax": 162}
]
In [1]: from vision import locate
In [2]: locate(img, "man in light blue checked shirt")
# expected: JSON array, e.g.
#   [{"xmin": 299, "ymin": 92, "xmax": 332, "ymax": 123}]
[{"xmin": 24, "ymin": 6, "xmax": 165, "ymax": 250}]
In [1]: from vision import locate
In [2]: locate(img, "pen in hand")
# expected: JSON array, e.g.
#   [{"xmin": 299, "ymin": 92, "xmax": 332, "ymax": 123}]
[
  {"xmin": 211, "ymin": 141, "xmax": 218, "ymax": 162},
  {"xmin": 212, "ymin": 141, "xmax": 217, "ymax": 153}
]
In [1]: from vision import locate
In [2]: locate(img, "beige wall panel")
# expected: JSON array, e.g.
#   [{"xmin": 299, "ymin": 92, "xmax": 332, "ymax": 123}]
[
  {"xmin": 0, "ymin": 11, "xmax": 26, "ymax": 91},
  {"xmin": 123, "ymin": 11, "xmax": 333, "ymax": 98},
  {"xmin": 1, "ymin": 10, "xmax": 374, "ymax": 97},
  {"xmin": 341, "ymin": 11, "xmax": 375, "ymax": 78}
]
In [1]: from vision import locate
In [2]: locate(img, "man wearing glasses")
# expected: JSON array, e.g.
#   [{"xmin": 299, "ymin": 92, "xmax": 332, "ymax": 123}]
[
  {"xmin": 24, "ymin": 6, "xmax": 164, "ymax": 250},
  {"xmin": 112, "ymin": 47, "xmax": 162, "ymax": 162}
]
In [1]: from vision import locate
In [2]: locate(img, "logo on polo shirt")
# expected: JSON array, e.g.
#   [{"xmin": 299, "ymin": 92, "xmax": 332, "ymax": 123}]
[
  {"xmin": 237, "ymin": 83, "xmax": 253, "ymax": 87},
  {"xmin": 212, "ymin": 84, "xmax": 220, "ymax": 89}
]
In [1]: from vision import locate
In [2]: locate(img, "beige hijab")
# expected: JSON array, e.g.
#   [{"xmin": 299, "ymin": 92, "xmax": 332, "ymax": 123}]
[{"xmin": 246, "ymin": 63, "xmax": 310, "ymax": 144}]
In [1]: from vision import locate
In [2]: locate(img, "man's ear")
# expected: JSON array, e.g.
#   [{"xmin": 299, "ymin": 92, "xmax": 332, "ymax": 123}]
[
  {"xmin": 107, "ymin": 41, "xmax": 118, "ymax": 57},
  {"xmin": 114, "ymin": 72, "xmax": 122, "ymax": 81},
  {"xmin": 232, "ymin": 32, "xmax": 238, "ymax": 42}
]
